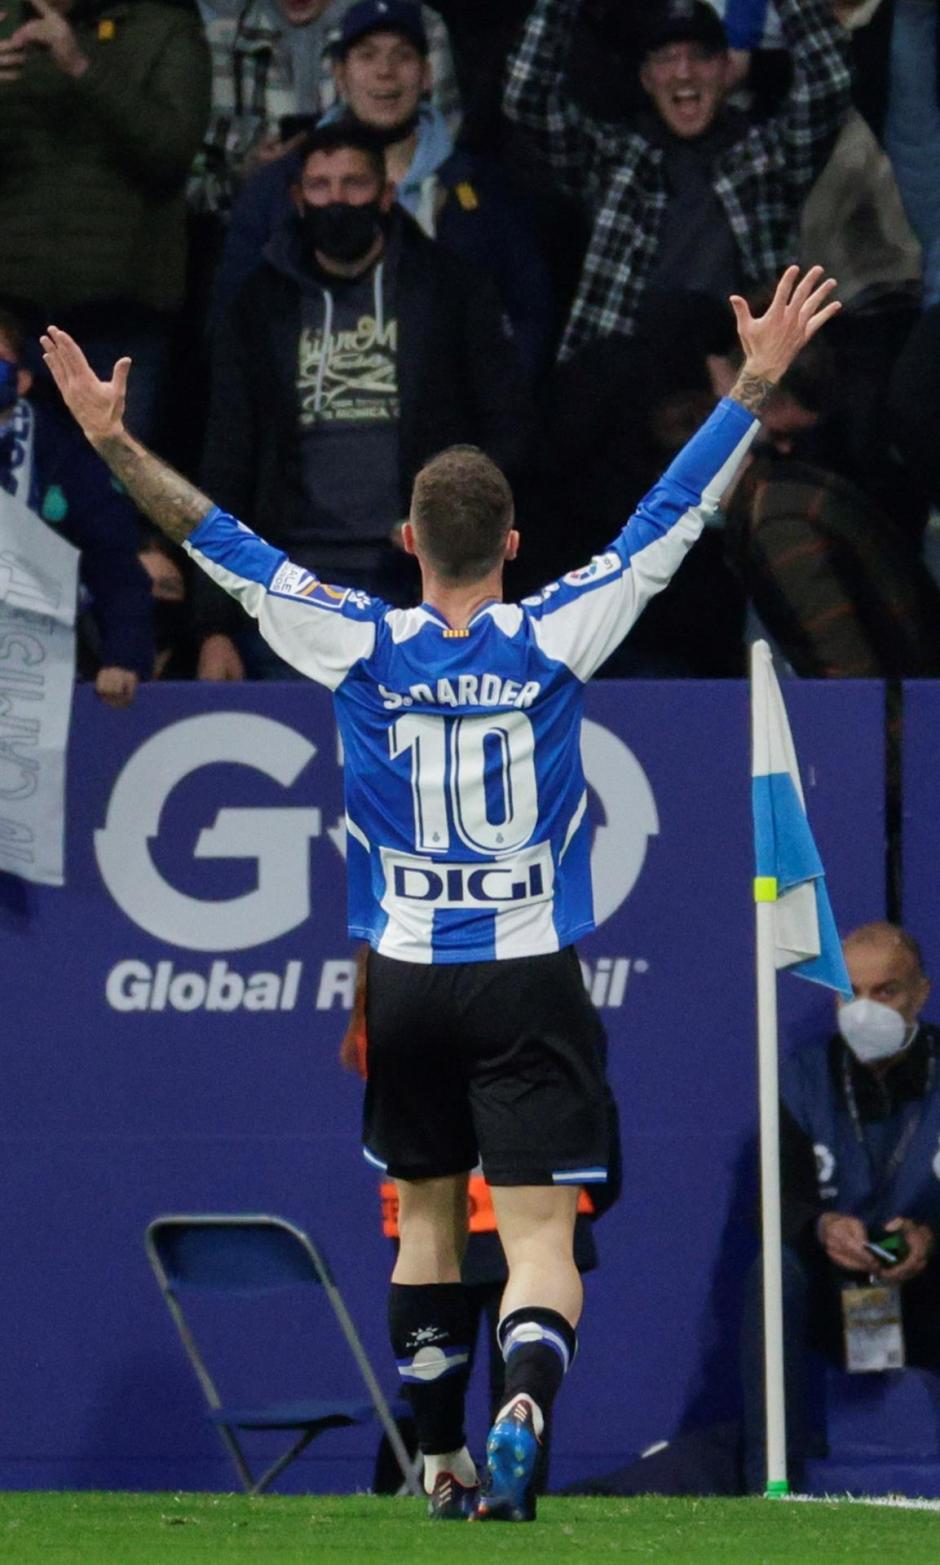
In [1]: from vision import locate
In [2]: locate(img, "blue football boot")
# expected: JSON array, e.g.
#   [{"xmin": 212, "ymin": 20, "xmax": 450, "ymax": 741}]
[{"xmin": 473, "ymin": 1397, "xmax": 539, "ymax": 1522}]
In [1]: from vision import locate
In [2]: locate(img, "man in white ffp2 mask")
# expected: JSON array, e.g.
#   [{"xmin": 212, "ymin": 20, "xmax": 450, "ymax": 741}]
[
  {"xmin": 742, "ymin": 920, "xmax": 940, "ymax": 1492},
  {"xmin": 823, "ymin": 923, "xmax": 934, "ymax": 1276}
]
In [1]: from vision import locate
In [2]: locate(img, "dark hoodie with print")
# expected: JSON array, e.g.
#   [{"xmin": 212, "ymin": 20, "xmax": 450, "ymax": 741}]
[{"xmin": 197, "ymin": 205, "xmax": 533, "ymax": 637}]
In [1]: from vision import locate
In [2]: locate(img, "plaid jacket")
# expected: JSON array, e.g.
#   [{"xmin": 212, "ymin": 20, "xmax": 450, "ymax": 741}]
[
  {"xmin": 505, "ymin": 0, "xmax": 851, "ymax": 359},
  {"xmin": 726, "ymin": 458, "xmax": 940, "ymax": 679}
]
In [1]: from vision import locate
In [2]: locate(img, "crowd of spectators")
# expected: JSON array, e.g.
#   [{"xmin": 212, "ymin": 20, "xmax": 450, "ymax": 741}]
[{"xmin": 4, "ymin": 0, "xmax": 940, "ymax": 693}]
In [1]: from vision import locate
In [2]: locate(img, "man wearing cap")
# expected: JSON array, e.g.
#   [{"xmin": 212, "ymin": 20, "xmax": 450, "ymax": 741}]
[
  {"xmin": 505, "ymin": 0, "xmax": 851, "ymax": 360},
  {"xmin": 741, "ymin": 920, "xmax": 940, "ymax": 1490},
  {"xmin": 189, "ymin": 0, "xmax": 458, "ymax": 219},
  {"xmin": 211, "ymin": 0, "xmax": 553, "ymax": 377}
]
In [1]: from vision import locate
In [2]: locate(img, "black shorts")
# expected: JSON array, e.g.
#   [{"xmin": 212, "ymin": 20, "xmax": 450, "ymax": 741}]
[{"xmin": 362, "ymin": 946, "xmax": 609, "ymax": 1187}]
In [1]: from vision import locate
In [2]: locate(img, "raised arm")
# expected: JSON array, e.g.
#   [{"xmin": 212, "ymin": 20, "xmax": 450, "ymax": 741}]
[
  {"xmin": 765, "ymin": 0, "xmax": 852, "ymax": 198},
  {"xmin": 42, "ymin": 326, "xmax": 380, "ymax": 691},
  {"xmin": 503, "ymin": 0, "xmax": 612, "ymax": 196},
  {"xmin": 524, "ymin": 265, "xmax": 840, "ymax": 681},
  {"xmin": 41, "ymin": 329, "xmax": 215, "ymax": 544}
]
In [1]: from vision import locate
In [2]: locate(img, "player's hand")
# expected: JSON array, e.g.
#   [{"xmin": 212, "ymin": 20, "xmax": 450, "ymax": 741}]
[
  {"xmin": 95, "ymin": 666, "xmax": 139, "ymax": 709},
  {"xmin": 40, "ymin": 327, "xmax": 130, "ymax": 448},
  {"xmin": 877, "ymin": 1216, "xmax": 935, "ymax": 1285},
  {"xmin": 338, "ymin": 1025, "xmax": 367, "ymax": 1077},
  {"xmin": 0, "ymin": 0, "xmax": 88, "ymax": 78},
  {"xmin": 338, "ymin": 944, "xmax": 369, "ymax": 1078},
  {"xmin": 729, "ymin": 265, "xmax": 840, "ymax": 384},
  {"xmin": 816, "ymin": 1211, "xmax": 872, "ymax": 1274},
  {"xmin": 197, "ymin": 633, "xmax": 246, "ymax": 681}
]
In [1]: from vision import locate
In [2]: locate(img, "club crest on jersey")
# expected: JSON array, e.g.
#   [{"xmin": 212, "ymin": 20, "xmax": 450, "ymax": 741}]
[{"xmin": 563, "ymin": 553, "xmax": 619, "ymax": 588}]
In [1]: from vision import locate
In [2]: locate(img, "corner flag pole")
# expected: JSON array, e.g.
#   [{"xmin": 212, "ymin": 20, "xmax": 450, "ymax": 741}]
[
  {"xmin": 751, "ymin": 645, "xmax": 789, "ymax": 1498},
  {"xmin": 754, "ymin": 887, "xmax": 789, "ymax": 1496},
  {"xmin": 750, "ymin": 641, "xmax": 852, "ymax": 1497}
]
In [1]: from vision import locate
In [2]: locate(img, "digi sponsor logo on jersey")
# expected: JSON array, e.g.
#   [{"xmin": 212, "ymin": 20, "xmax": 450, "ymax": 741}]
[{"xmin": 381, "ymin": 841, "xmax": 553, "ymax": 910}]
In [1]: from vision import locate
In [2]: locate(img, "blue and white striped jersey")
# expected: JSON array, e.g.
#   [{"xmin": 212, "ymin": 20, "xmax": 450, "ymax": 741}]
[{"xmin": 185, "ymin": 396, "xmax": 758, "ymax": 963}]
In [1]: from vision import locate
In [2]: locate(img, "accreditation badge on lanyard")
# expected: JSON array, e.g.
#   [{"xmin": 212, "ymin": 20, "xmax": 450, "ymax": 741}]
[
  {"xmin": 841, "ymin": 1282, "xmax": 904, "ymax": 1372},
  {"xmin": 839, "ymin": 1043, "xmax": 936, "ymax": 1372}
]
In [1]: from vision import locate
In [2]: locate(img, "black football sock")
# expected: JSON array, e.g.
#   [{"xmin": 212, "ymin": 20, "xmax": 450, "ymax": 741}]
[
  {"xmin": 496, "ymin": 1306, "xmax": 578, "ymax": 1428},
  {"xmin": 388, "ymin": 1282, "xmax": 472, "ymax": 1456}
]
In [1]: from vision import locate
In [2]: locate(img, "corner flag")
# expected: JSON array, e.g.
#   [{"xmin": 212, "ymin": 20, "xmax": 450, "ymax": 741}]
[
  {"xmin": 749, "ymin": 642, "xmax": 852, "ymax": 1498},
  {"xmin": 750, "ymin": 641, "xmax": 852, "ymax": 997}
]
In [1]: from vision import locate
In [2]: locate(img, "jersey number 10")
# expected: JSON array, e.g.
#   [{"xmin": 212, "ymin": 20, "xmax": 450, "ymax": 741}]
[{"xmin": 389, "ymin": 711, "xmax": 538, "ymax": 856}]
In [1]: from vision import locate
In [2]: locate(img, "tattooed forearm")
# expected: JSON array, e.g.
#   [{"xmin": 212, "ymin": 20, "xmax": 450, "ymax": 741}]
[
  {"xmin": 95, "ymin": 433, "xmax": 214, "ymax": 544},
  {"xmin": 729, "ymin": 369, "xmax": 776, "ymax": 417}
]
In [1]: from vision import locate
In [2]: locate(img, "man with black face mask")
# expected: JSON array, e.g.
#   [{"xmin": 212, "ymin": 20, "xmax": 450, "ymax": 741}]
[
  {"xmin": 211, "ymin": 0, "xmax": 553, "ymax": 380},
  {"xmin": 197, "ymin": 120, "xmax": 531, "ymax": 681},
  {"xmin": 741, "ymin": 921, "xmax": 940, "ymax": 1492}
]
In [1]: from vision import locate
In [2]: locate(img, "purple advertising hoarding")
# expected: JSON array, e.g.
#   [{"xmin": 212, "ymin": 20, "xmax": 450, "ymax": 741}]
[
  {"xmin": 0, "ymin": 680, "xmax": 884, "ymax": 1491},
  {"xmin": 902, "ymin": 682, "xmax": 940, "ymax": 986}
]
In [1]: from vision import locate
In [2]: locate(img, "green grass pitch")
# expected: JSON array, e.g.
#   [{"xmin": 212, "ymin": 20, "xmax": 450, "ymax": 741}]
[{"xmin": 2, "ymin": 1493, "xmax": 939, "ymax": 1565}]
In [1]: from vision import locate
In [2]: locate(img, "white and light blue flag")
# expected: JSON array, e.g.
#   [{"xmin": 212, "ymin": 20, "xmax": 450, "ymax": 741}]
[{"xmin": 750, "ymin": 640, "xmax": 852, "ymax": 996}]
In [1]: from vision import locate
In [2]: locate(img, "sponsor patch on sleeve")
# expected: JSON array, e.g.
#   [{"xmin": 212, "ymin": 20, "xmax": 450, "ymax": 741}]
[
  {"xmin": 270, "ymin": 562, "xmax": 350, "ymax": 609},
  {"xmin": 562, "ymin": 552, "xmax": 620, "ymax": 588}
]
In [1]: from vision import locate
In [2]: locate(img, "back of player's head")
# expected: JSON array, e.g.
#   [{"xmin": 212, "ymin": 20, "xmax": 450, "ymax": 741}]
[{"xmin": 410, "ymin": 446, "xmax": 514, "ymax": 584}]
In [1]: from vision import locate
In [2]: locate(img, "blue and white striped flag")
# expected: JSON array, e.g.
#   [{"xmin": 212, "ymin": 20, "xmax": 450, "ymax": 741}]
[{"xmin": 750, "ymin": 642, "xmax": 851, "ymax": 996}]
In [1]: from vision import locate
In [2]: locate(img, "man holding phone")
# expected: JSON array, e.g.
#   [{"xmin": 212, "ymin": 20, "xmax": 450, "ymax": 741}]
[{"xmin": 742, "ymin": 921, "xmax": 940, "ymax": 1490}]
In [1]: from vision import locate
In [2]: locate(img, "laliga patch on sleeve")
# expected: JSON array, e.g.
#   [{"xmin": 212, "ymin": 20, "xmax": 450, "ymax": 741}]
[
  {"xmin": 270, "ymin": 561, "xmax": 350, "ymax": 609},
  {"xmin": 562, "ymin": 552, "xmax": 620, "ymax": 588},
  {"xmin": 270, "ymin": 562, "xmax": 313, "ymax": 595}
]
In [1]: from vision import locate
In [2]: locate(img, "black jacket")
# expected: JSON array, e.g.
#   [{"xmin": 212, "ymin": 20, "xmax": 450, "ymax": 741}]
[
  {"xmin": 780, "ymin": 1024, "xmax": 940, "ymax": 1251},
  {"xmin": 198, "ymin": 208, "xmax": 533, "ymax": 636}
]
